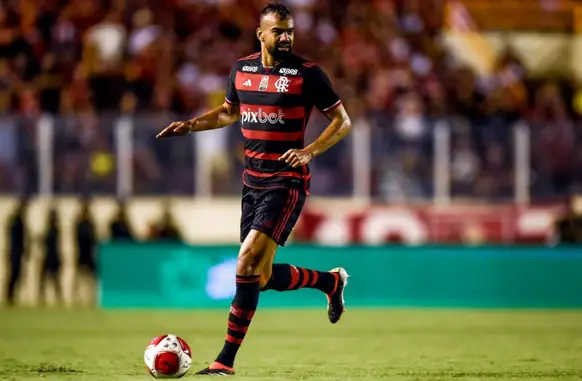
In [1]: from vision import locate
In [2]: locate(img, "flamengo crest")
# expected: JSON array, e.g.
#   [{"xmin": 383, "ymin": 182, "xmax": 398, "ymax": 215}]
[{"xmin": 274, "ymin": 76, "xmax": 290, "ymax": 93}]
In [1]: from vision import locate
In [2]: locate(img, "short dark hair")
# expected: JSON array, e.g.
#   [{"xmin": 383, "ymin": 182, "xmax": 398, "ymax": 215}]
[{"xmin": 260, "ymin": 3, "xmax": 292, "ymax": 22}]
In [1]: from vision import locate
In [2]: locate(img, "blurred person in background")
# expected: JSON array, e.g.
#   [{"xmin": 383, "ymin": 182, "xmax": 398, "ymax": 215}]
[
  {"xmin": 39, "ymin": 207, "xmax": 62, "ymax": 306},
  {"xmin": 74, "ymin": 197, "xmax": 98, "ymax": 306},
  {"xmin": 109, "ymin": 199, "xmax": 135, "ymax": 241},
  {"xmin": 5, "ymin": 198, "xmax": 29, "ymax": 306},
  {"xmin": 147, "ymin": 201, "xmax": 183, "ymax": 242},
  {"xmin": 36, "ymin": 52, "xmax": 64, "ymax": 114},
  {"xmin": 553, "ymin": 195, "xmax": 582, "ymax": 244},
  {"xmin": 83, "ymin": 8, "xmax": 127, "ymax": 111}
]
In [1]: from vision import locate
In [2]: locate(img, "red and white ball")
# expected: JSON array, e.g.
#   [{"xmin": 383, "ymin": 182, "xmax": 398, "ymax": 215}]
[{"xmin": 144, "ymin": 335, "xmax": 192, "ymax": 378}]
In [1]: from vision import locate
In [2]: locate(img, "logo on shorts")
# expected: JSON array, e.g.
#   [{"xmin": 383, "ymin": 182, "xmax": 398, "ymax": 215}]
[
  {"xmin": 274, "ymin": 77, "xmax": 290, "ymax": 93},
  {"xmin": 258, "ymin": 75, "xmax": 269, "ymax": 91},
  {"xmin": 241, "ymin": 107, "xmax": 285, "ymax": 124}
]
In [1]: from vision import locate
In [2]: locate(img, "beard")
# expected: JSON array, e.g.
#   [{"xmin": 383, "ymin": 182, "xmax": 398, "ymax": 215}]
[{"xmin": 268, "ymin": 43, "xmax": 292, "ymax": 61}]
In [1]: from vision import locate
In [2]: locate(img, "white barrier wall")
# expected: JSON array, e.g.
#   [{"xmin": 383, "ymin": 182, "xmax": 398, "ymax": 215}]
[{"xmin": 0, "ymin": 196, "xmax": 245, "ymax": 306}]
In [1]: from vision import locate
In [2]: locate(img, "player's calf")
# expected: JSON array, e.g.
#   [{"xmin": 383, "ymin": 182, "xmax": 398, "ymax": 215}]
[
  {"xmin": 197, "ymin": 231, "xmax": 276, "ymax": 375},
  {"xmin": 261, "ymin": 263, "xmax": 338, "ymax": 294}
]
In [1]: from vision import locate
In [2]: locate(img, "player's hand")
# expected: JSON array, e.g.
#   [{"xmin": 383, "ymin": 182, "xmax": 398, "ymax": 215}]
[
  {"xmin": 156, "ymin": 120, "xmax": 195, "ymax": 139},
  {"xmin": 278, "ymin": 148, "xmax": 313, "ymax": 168}
]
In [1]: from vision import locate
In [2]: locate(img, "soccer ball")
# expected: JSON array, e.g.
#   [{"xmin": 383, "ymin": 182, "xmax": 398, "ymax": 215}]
[{"xmin": 144, "ymin": 334, "xmax": 192, "ymax": 378}]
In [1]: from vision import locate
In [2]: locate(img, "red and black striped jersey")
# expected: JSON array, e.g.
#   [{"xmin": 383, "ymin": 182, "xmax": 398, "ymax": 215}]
[{"xmin": 225, "ymin": 52, "xmax": 342, "ymax": 192}]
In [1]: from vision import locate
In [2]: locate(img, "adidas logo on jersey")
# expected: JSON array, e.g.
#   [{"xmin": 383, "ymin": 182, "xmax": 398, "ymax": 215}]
[{"xmin": 242, "ymin": 79, "xmax": 252, "ymax": 87}]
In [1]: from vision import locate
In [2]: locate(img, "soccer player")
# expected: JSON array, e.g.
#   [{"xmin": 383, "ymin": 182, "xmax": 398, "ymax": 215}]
[{"xmin": 156, "ymin": 3, "xmax": 352, "ymax": 376}]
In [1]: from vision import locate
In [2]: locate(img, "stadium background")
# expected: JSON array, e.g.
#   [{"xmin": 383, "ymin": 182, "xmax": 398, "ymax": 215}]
[
  {"xmin": 0, "ymin": 0, "xmax": 582, "ymax": 381},
  {"xmin": 2, "ymin": 0, "xmax": 582, "ymax": 306},
  {"xmin": 1, "ymin": 0, "xmax": 582, "ymax": 379}
]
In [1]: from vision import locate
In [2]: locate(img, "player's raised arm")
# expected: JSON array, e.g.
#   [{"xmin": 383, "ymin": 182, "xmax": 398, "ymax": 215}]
[
  {"xmin": 156, "ymin": 64, "xmax": 242, "ymax": 139},
  {"xmin": 155, "ymin": 102, "xmax": 240, "ymax": 139}
]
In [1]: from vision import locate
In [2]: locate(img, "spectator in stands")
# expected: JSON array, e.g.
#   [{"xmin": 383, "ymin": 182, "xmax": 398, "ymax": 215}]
[{"xmin": 0, "ymin": 0, "xmax": 580, "ymax": 200}]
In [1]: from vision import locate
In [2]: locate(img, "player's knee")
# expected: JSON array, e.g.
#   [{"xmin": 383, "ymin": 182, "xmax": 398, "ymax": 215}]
[{"xmin": 236, "ymin": 245, "xmax": 265, "ymax": 275}]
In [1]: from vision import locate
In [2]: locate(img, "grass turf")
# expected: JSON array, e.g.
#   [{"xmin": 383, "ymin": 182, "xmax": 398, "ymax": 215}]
[{"xmin": 0, "ymin": 308, "xmax": 581, "ymax": 380}]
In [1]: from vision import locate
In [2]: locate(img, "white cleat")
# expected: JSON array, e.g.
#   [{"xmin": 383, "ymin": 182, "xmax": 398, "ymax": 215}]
[{"xmin": 326, "ymin": 267, "xmax": 349, "ymax": 324}]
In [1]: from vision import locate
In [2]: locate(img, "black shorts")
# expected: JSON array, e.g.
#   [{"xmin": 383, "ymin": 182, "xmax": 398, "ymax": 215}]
[{"xmin": 240, "ymin": 185, "xmax": 307, "ymax": 246}]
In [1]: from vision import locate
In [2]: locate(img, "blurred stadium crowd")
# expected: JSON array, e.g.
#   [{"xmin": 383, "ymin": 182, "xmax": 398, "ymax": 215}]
[{"xmin": 0, "ymin": 0, "xmax": 582, "ymax": 199}]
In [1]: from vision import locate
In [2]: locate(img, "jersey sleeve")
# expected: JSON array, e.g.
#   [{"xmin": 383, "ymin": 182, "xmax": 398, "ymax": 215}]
[
  {"xmin": 225, "ymin": 64, "xmax": 239, "ymax": 105},
  {"xmin": 305, "ymin": 65, "xmax": 342, "ymax": 113}
]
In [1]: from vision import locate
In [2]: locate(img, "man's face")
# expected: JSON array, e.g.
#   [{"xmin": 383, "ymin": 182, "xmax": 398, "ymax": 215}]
[{"xmin": 259, "ymin": 14, "xmax": 295, "ymax": 61}]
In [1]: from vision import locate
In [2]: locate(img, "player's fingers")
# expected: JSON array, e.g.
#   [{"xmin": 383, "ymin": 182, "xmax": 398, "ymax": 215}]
[
  {"xmin": 278, "ymin": 150, "xmax": 293, "ymax": 161},
  {"xmin": 283, "ymin": 153, "xmax": 294, "ymax": 162},
  {"xmin": 290, "ymin": 157, "xmax": 301, "ymax": 167},
  {"xmin": 287, "ymin": 153, "xmax": 300, "ymax": 164},
  {"xmin": 156, "ymin": 124, "xmax": 177, "ymax": 138},
  {"xmin": 172, "ymin": 122, "xmax": 188, "ymax": 133}
]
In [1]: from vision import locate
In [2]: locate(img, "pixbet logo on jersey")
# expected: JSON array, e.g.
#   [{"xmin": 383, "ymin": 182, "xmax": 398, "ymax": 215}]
[{"xmin": 241, "ymin": 107, "xmax": 285, "ymax": 124}]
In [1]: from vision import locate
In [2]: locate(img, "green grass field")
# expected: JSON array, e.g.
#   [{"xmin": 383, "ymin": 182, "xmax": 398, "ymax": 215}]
[{"xmin": 1, "ymin": 308, "xmax": 581, "ymax": 380}]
